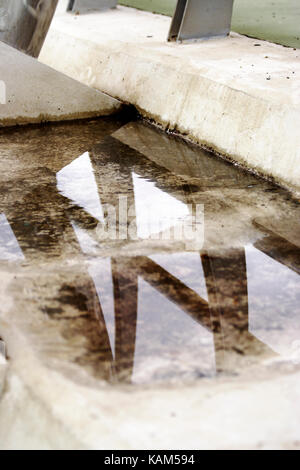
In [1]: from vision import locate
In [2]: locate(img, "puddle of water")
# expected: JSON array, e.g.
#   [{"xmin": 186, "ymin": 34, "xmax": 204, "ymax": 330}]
[{"xmin": 0, "ymin": 118, "xmax": 299, "ymax": 385}]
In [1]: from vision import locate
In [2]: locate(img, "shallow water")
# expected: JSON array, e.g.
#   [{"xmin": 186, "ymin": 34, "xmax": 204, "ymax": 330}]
[{"xmin": 0, "ymin": 117, "xmax": 299, "ymax": 385}]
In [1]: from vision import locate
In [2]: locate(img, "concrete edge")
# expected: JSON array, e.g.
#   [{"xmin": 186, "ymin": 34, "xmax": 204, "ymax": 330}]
[
  {"xmin": 146, "ymin": 116, "xmax": 300, "ymax": 199},
  {"xmin": 0, "ymin": 41, "xmax": 123, "ymax": 128},
  {"xmin": 1, "ymin": 334, "xmax": 300, "ymax": 450},
  {"xmin": 0, "ymin": 108, "xmax": 124, "ymax": 128}
]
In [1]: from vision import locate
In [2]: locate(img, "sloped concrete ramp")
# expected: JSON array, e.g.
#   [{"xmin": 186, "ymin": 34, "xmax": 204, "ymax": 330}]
[{"xmin": 0, "ymin": 41, "xmax": 121, "ymax": 127}]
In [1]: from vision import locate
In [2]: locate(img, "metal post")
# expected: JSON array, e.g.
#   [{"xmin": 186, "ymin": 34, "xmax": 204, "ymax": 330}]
[
  {"xmin": 168, "ymin": 0, "xmax": 234, "ymax": 43},
  {"xmin": 67, "ymin": 0, "xmax": 118, "ymax": 12},
  {"xmin": 0, "ymin": 0, "xmax": 58, "ymax": 58}
]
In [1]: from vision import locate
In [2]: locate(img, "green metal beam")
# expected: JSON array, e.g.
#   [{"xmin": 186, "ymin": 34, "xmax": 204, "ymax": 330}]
[
  {"xmin": 119, "ymin": 0, "xmax": 176, "ymax": 16},
  {"xmin": 232, "ymin": 0, "xmax": 300, "ymax": 49}
]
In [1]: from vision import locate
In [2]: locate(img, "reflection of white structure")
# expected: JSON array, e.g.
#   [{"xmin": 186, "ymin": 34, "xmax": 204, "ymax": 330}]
[
  {"xmin": 0, "ymin": 80, "xmax": 6, "ymax": 104},
  {"xmin": 88, "ymin": 258, "xmax": 115, "ymax": 357},
  {"xmin": 56, "ymin": 148, "xmax": 300, "ymax": 381},
  {"xmin": 57, "ymin": 153, "xmax": 204, "ymax": 248},
  {"xmin": 150, "ymin": 252, "xmax": 208, "ymax": 301},
  {"xmin": 0, "ymin": 340, "xmax": 6, "ymax": 365},
  {"xmin": 66, "ymin": 159, "xmax": 212, "ymax": 381},
  {"xmin": 132, "ymin": 172, "xmax": 204, "ymax": 249},
  {"xmin": 86, "ymin": 253, "xmax": 214, "ymax": 384},
  {"xmin": 71, "ymin": 222, "xmax": 99, "ymax": 255},
  {"xmin": 132, "ymin": 172, "xmax": 189, "ymax": 240},
  {"xmin": 247, "ymin": 245, "xmax": 300, "ymax": 359},
  {"xmin": 57, "ymin": 152, "xmax": 104, "ymax": 222},
  {"xmin": 0, "ymin": 213, "xmax": 24, "ymax": 262},
  {"xmin": 132, "ymin": 279, "xmax": 215, "ymax": 384}
]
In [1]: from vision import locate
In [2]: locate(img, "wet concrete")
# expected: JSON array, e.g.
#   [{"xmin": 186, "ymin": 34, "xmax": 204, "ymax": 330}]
[{"xmin": 0, "ymin": 116, "xmax": 299, "ymax": 394}]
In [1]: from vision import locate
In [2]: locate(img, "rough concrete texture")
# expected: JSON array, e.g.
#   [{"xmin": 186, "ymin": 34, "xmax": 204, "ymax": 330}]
[
  {"xmin": 39, "ymin": 3, "xmax": 300, "ymax": 195},
  {"xmin": 0, "ymin": 41, "xmax": 121, "ymax": 127}
]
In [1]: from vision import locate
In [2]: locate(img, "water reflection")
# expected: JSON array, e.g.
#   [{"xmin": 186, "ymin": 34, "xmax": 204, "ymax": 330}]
[
  {"xmin": 0, "ymin": 339, "xmax": 6, "ymax": 364},
  {"xmin": 57, "ymin": 151, "xmax": 104, "ymax": 223},
  {"xmin": 0, "ymin": 213, "xmax": 24, "ymax": 262},
  {"xmin": 0, "ymin": 120, "xmax": 299, "ymax": 384}
]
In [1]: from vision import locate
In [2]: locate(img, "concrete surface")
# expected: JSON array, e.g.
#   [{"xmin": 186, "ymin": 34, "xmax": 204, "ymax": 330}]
[
  {"xmin": 119, "ymin": 0, "xmax": 300, "ymax": 49},
  {"xmin": 0, "ymin": 118, "xmax": 299, "ymax": 450},
  {"xmin": 40, "ymin": 3, "xmax": 300, "ymax": 195},
  {"xmin": 0, "ymin": 41, "xmax": 121, "ymax": 127}
]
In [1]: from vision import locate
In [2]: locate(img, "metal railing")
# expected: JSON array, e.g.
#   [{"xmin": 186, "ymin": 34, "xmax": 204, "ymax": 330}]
[
  {"xmin": 0, "ymin": 0, "xmax": 235, "ymax": 58},
  {"xmin": 68, "ymin": 0, "xmax": 235, "ymax": 42},
  {"xmin": 168, "ymin": 0, "xmax": 234, "ymax": 42}
]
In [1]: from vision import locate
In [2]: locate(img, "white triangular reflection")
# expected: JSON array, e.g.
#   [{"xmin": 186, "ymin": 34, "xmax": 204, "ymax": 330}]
[
  {"xmin": 88, "ymin": 259, "xmax": 115, "ymax": 358},
  {"xmin": 71, "ymin": 221, "xmax": 99, "ymax": 255},
  {"xmin": 71, "ymin": 222, "xmax": 115, "ymax": 355},
  {"xmin": 57, "ymin": 152, "xmax": 104, "ymax": 222},
  {"xmin": 132, "ymin": 279, "xmax": 216, "ymax": 384},
  {"xmin": 0, "ymin": 213, "xmax": 25, "ymax": 262},
  {"xmin": 132, "ymin": 172, "xmax": 189, "ymax": 240},
  {"xmin": 149, "ymin": 252, "xmax": 208, "ymax": 301},
  {"xmin": 247, "ymin": 245, "xmax": 300, "ymax": 359}
]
